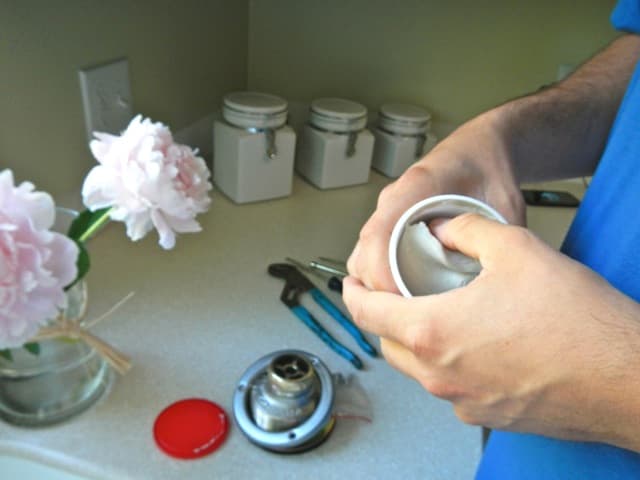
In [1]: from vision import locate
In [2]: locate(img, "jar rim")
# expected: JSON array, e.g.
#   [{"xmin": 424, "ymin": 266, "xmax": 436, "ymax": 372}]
[
  {"xmin": 310, "ymin": 98, "xmax": 367, "ymax": 120},
  {"xmin": 224, "ymin": 91, "xmax": 288, "ymax": 115},
  {"xmin": 379, "ymin": 103, "xmax": 430, "ymax": 123}
]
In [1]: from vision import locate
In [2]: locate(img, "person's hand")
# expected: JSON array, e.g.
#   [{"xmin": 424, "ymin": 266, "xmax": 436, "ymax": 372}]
[
  {"xmin": 343, "ymin": 213, "xmax": 640, "ymax": 452},
  {"xmin": 347, "ymin": 111, "xmax": 526, "ymax": 293}
]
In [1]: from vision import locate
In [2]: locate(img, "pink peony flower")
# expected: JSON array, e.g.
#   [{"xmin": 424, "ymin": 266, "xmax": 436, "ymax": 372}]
[
  {"xmin": 82, "ymin": 115, "xmax": 212, "ymax": 249},
  {"xmin": 0, "ymin": 170, "xmax": 79, "ymax": 349}
]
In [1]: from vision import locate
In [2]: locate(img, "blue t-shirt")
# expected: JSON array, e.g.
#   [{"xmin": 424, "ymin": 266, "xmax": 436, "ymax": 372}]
[{"xmin": 476, "ymin": 1, "xmax": 640, "ymax": 478}]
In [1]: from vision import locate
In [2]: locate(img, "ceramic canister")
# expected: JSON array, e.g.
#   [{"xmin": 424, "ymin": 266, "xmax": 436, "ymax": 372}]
[
  {"xmin": 295, "ymin": 98, "xmax": 374, "ymax": 189},
  {"xmin": 213, "ymin": 91, "xmax": 296, "ymax": 204},
  {"xmin": 372, "ymin": 103, "xmax": 438, "ymax": 178}
]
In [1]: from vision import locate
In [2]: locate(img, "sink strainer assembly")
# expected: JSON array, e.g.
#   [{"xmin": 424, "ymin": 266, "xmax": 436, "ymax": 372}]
[{"xmin": 232, "ymin": 350, "xmax": 335, "ymax": 453}]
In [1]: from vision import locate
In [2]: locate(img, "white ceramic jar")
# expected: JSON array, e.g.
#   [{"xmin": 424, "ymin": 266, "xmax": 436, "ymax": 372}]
[
  {"xmin": 371, "ymin": 103, "xmax": 438, "ymax": 178},
  {"xmin": 213, "ymin": 92, "xmax": 296, "ymax": 203},
  {"xmin": 296, "ymin": 98, "xmax": 374, "ymax": 189}
]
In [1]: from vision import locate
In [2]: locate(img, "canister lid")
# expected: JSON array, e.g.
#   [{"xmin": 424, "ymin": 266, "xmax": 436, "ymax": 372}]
[
  {"xmin": 223, "ymin": 91, "xmax": 288, "ymax": 129},
  {"xmin": 379, "ymin": 103, "xmax": 431, "ymax": 136},
  {"xmin": 310, "ymin": 98, "xmax": 368, "ymax": 133}
]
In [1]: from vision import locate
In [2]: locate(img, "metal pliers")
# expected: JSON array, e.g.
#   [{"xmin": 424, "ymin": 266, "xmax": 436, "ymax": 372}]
[{"xmin": 268, "ymin": 263, "xmax": 378, "ymax": 369}]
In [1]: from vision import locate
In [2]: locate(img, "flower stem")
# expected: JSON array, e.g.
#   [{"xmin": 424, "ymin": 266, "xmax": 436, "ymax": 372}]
[{"xmin": 78, "ymin": 208, "xmax": 113, "ymax": 243}]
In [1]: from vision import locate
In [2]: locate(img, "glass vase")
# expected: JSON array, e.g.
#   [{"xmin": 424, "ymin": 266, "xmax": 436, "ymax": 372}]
[{"xmin": 0, "ymin": 208, "xmax": 112, "ymax": 427}]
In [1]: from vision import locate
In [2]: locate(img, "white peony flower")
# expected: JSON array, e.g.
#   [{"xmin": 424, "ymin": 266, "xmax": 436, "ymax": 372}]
[
  {"xmin": 82, "ymin": 115, "xmax": 212, "ymax": 249},
  {"xmin": 0, "ymin": 170, "xmax": 79, "ymax": 349}
]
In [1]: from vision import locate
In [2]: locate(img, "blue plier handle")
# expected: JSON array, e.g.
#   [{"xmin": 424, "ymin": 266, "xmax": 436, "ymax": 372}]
[
  {"xmin": 268, "ymin": 263, "xmax": 377, "ymax": 368},
  {"xmin": 309, "ymin": 288, "xmax": 378, "ymax": 357},
  {"xmin": 290, "ymin": 305, "xmax": 363, "ymax": 369}
]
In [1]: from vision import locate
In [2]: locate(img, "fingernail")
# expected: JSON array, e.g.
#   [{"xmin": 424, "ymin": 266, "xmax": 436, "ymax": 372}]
[{"xmin": 428, "ymin": 218, "xmax": 450, "ymax": 238}]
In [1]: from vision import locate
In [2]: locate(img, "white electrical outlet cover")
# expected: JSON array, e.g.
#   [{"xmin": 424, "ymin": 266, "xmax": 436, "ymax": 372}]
[{"xmin": 79, "ymin": 58, "xmax": 133, "ymax": 142}]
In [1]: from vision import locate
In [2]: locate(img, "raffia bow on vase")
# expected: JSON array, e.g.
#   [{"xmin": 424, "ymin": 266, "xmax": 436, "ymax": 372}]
[{"xmin": 31, "ymin": 286, "xmax": 135, "ymax": 376}]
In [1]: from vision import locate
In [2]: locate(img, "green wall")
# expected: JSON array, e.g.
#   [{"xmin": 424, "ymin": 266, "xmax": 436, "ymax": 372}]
[
  {"xmin": 248, "ymin": 0, "xmax": 618, "ymax": 136},
  {"xmin": 1, "ymin": 1, "xmax": 620, "ymax": 200},
  {"xmin": 1, "ymin": 0, "xmax": 248, "ymax": 200}
]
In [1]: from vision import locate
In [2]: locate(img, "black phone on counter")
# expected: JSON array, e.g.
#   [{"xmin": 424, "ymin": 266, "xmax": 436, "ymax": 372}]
[{"xmin": 521, "ymin": 189, "xmax": 581, "ymax": 208}]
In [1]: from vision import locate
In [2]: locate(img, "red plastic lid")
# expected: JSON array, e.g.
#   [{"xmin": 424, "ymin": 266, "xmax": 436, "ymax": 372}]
[{"xmin": 153, "ymin": 398, "xmax": 229, "ymax": 459}]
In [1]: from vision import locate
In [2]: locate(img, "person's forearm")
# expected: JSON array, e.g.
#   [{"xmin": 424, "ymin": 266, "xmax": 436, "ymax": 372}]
[
  {"xmin": 598, "ymin": 296, "xmax": 640, "ymax": 453},
  {"xmin": 491, "ymin": 34, "xmax": 640, "ymax": 182}
]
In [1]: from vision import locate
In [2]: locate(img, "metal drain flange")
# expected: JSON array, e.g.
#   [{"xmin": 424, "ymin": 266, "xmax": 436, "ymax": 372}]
[{"xmin": 233, "ymin": 350, "xmax": 335, "ymax": 453}]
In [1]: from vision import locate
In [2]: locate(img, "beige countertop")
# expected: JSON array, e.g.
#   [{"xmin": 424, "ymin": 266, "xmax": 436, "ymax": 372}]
[
  {"xmin": 0, "ymin": 173, "xmax": 584, "ymax": 479},
  {"xmin": 522, "ymin": 180, "xmax": 585, "ymax": 249}
]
